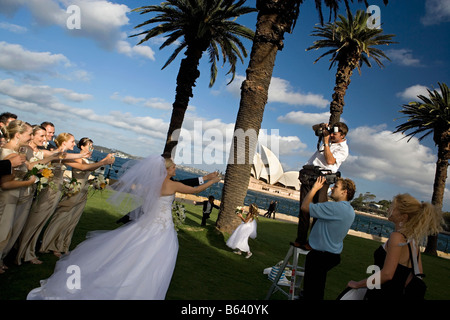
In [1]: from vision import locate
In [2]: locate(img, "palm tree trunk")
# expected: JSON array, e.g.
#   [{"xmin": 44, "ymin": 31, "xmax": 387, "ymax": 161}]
[
  {"xmin": 425, "ymin": 138, "xmax": 449, "ymax": 255},
  {"xmin": 163, "ymin": 46, "xmax": 204, "ymax": 157},
  {"xmin": 328, "ymin": 55, "xmax": 358, "ymax": 126},
  {"xmin": 216, "ymin": 0, "xmax": 297, "ymax": 234}
]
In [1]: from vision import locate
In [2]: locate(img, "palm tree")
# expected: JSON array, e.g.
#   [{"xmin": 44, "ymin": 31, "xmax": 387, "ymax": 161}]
[
  {"xmin": 306, "ymin": 9, "xmax": 395, "ymax": 126},
  {"xmin": 215, "ymin": 0, "xmax": 389, "ymax": 234},
  {"xmin": 394, "ymin": 82, "xmax": 449, "ymax": 256},
  {"xmin": 130, "ymin": 0, "xmax": 256, "ymax": 156}
]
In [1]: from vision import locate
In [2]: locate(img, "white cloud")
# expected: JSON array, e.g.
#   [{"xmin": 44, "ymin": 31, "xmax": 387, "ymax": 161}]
[
  {"xmin": 0, "ymin": 22, "xmax": 27, "ymax": 33},
  {"xmin": 0, "ymin": 0, "xmax": 154, "ymax": 59},
  {"xmin": 277, "ymin": 110, "xmax": 331, "ymax": 126},
  {"xmin": 111, "ymin": 92, "xmax": 172, "ymax": 110},
  {"xmin": 0, "ymin": 41, "xmax": 93, "ymax": 82},
  {"xmin": 0, "ymin": 42, "xmax": 70, "ymax": 72},
  {"xmin": 116, "ymin": 38, "xmax": 155, "ymax": 60},
  {"xmin": 0, "ymin": 79, "xmax": 92, "ymax": 103},
  {"xmin": 421, "ymin": 0, "xmax": 450, "ymax": 26},
  {"xmin": 258, "ymin": 130, "xmax": 308, "ymax": 156},
  {"xmin": 226, "ymin": 74, "xmax": 329, "ymax": 108},
  {"xmin": 396, "ymin": 84, "xmax": 430, "ymax": 101},
  {"xmin": 385, "ymin": 49, "xmax": 422, "ymax": 67},
  {"xmin": 268, "ymin": 77, "xmax": 329, "ymax": 108},
  {"xmin": 341, "ymin": 125, "xmax": 447, "ymax": 200}
]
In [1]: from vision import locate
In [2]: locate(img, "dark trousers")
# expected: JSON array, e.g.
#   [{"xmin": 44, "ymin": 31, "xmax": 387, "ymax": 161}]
[
  {"xmin": 303, "ymin": 249, "xmax": 341, "ymax": 300},
  {"xmin": 201, "ymin": 212, "xmax": 211, "ymax": 226},
  {"xmin": 295, "ymin": 169, "xmax": 329, "ymax": 244}
]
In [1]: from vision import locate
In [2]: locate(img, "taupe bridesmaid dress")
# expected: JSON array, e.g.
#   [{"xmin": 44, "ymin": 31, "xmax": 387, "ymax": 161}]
[
  {"xmin": 1, "ymin": 151, "xmax": 36, "ymax": 261},
  {"xmin": 15, "ymin": 162, "xmax": 65, "ymax": 264},
  {"xmin": 40, "ymin": 162, "xmax": 92, "ymax": 254},
  {"xmin": 0, "ymin": 148, "xmax": 22, "ymax": 269}
]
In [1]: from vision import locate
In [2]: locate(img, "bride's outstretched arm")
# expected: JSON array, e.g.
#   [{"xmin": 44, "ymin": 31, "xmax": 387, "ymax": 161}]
[{"xmin": 172, "ymin": 176, "xmax": 220, "ymax": 195}]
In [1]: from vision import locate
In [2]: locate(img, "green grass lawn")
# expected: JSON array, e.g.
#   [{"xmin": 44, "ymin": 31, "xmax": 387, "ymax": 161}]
[{"xmin": 1, "ymin": 190, "xmax": 449, "ymax": 300}]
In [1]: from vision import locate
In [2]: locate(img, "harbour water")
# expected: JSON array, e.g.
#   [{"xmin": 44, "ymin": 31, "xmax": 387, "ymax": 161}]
[{"xmin": 87, "ymin": 151, "xmax": 449, "ymax": 254}]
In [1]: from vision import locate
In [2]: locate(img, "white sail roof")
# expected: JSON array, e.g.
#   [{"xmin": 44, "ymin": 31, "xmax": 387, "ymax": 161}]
[
  {"xmin": 260, "ymin": 145, "xmax": 284, "ymax": 184},
  {"xmin": 251, "ymin": 152, "xmax": 264, "ymax": 179},
  {"xmin": 276, "ymin": 171, "xmax": 300, "ymax": 190}
]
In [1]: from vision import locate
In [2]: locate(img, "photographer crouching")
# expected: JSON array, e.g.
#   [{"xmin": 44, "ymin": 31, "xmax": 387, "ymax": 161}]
[{"xmin": 292, "ymin": 122, "xmax": 349, "ymax": 250}]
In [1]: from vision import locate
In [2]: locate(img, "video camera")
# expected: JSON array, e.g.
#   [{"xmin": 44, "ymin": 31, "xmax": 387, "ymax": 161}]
[{"xmin": 300, "ymin": 165, "xmax": 341, "ymax": 185}]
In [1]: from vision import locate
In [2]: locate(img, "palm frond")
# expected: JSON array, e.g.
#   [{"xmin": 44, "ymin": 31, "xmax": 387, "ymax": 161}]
[
  {"xmin": 394, "ymin": 82, "xmax": 450, "ymax": 144},
  {"xmin": 130, "ymin": 0, "xmax": 256, "ymax": 87},
  {"xmin": 306, "ymin": 9, "xmax": 396, "ymax": 72}
]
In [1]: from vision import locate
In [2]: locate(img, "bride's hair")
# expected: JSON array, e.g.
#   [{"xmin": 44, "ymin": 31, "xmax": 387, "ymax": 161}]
[{"xmin": 165, "ymin": 158, "xmax": 174, "ymax": 169}]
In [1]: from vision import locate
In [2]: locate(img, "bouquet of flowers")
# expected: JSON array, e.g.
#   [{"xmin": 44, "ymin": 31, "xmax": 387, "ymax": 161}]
[
  {"xmin": 89, "ymin": 174, "xmax": 107, "ymax": 191},
  {"xmin": 172, "ymin": 201, "xmax": 186, "ymax": 231},
  {"xmin": 63, "ymin": 177, "xmax": 81, "ymax": 197},
  {"xmin": 25, "ymin": 163, "xmax": 55, "ymax": 194},
  {"xmin": 235, "ymin": 206, "xmax": 244, "ymax": 215}
]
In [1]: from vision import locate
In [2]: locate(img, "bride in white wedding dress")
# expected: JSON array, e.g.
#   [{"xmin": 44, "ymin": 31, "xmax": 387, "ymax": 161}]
[{"xmin": 27, "ymin": 155, "xmax": 220, "ymax": 300}]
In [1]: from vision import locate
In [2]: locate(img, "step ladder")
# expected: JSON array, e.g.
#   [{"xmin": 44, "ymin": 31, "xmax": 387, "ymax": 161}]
[{"xmin": 265, "ymin": 243, "xmax": 309, "ymax": 300}]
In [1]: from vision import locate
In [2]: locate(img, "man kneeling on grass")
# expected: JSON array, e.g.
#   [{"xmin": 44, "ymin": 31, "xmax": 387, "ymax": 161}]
[{"xmin": 301, "ymin": 176, "xmax": 356, "ymax": 300}]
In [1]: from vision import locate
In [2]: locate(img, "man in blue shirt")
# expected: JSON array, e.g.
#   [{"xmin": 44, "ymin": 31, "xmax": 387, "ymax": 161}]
[{"xmin": 301, "ymin": 176, "xmax": 356, "ymax": 300}]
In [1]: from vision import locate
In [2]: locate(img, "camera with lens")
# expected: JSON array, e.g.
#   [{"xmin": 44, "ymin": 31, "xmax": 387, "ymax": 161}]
[
  {"xmin": 312, "ymin": 123, "xmax": 339, "ymax": 150},
  {"xmin": 300, "ymin": 165, "xmax": 341, "ymax": 185},
  {"xmin": 313, "ymin": 123, "xmax": 339, "ymax": 137}
]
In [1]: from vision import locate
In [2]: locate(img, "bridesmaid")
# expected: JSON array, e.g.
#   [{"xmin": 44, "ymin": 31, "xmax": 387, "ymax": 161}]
[
  {"xmin": 40, "ymin": 138, "xmax": 115, "ymax": 257},
  {"xmin": 1, "ymin": 125, "xmax": 59, "ymax": 263},
  {"xmin": 26, "ymin": 125, "xmax": 60, "ymax": 167},
  {"xmin": 0, "ymin": 120, "xmax": 36, "ymax": 273},
  {"xmin": 15, "ymin": 133, "xmax": 83, "ymax": 265}
]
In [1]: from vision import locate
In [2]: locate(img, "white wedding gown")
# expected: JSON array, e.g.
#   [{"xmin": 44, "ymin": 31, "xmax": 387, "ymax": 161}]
[{"xmin": 27, "ymin": 195, "xmax": 178, "ymax": 300}]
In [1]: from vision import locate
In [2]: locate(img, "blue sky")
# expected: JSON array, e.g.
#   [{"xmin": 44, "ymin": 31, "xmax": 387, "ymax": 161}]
[{"xmin": 0, "ymin": 0, "xmax": 449, "ymax": 209}]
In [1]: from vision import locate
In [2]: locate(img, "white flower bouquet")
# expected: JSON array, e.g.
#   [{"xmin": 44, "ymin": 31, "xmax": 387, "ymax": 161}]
[
  {"xmin": 25, "ymin": 163, "xmax": 56, "ymax": 195},
  {"xmin": 172, "ymin": 201, "xmax": 186, "ymax": 231},
  {"xmin": 89, "ymin": 174, "xmax": 107, "ymax": 190},
  {"xmin": 63, "ymin": 177, "xmax": 81, "ymax": 197}
]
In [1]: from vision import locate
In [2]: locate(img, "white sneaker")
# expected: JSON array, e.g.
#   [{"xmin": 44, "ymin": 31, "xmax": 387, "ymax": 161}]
[
  {"xmin": 233, "ymin": 250, "xmax": 242, "ymax": 255},
  {"xmin": 246, "ymin": 252, "xmax": 253, "ymax": 259}
]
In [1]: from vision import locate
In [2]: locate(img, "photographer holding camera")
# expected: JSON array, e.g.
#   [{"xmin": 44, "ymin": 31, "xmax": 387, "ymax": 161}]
[{"xmin": 293, "ymin": 122, "xmax": 349, "ymax": 250}]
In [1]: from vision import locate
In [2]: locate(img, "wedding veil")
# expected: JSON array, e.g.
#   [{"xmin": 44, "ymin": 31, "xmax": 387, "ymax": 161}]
[{"xmin": 108, "ymin": 155, "xmax": 167, "ymax": 225}]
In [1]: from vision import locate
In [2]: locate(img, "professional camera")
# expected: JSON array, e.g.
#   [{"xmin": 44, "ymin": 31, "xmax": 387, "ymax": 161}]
[
  {"xmin": 312, "ymin": 123, "xmax": 339, "ymax": 150},
  {"xmin": 300, "ymin": 165, "xmax": 341, "ymax": 185},
  {"xmin": 312, "ymin": 123, "xmax": 339, "ymax": 137}
]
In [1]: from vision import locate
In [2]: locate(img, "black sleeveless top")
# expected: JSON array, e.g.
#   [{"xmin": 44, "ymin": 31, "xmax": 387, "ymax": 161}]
[{"xmin": 364, "ymin": 245, "xmax": 413, "ymax": 300}]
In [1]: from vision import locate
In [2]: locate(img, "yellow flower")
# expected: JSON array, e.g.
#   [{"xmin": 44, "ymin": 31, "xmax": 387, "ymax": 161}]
[{"xmin": 41, "ymin": 168, "xmax": 53, "ymax": 179}]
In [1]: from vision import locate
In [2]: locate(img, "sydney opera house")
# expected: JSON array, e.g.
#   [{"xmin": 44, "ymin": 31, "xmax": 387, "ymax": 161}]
[{"xmin": 250, "ymin": 145, "xmax": 300, "ymax": 191}]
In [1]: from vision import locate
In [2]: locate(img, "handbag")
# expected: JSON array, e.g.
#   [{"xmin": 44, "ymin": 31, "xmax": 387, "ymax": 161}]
[{"xmin": 403, "ymin": 242, "xmax": 427, "ymax": 300}]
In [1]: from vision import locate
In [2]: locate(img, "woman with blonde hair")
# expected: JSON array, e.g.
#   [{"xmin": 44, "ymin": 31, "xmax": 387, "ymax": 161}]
[
  {"xmin": 226, "ymin": 203, "xmax": 259, "ymax": 259},
  {"xmin": 0, "ymin": 120, "xmax": 36, "ymax": 273},
  {"xmin": 345, "ymin": 193, "xmax": 443, "ymax": 300}
]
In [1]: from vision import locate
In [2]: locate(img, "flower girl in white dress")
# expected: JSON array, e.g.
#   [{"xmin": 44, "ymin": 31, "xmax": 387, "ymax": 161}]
[
  {"xmin": 226, "ymin": 204, "xmax": 258, "ymax": 259},
  {"xmin": 27, "ymin": 155, "xmax": 220, "ymax": 300}
]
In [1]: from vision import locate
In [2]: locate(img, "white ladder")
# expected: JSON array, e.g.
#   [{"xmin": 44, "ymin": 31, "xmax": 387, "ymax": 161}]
[{"xmin": 265, "ymin": 244, "xmax": 309, "ymax": 300}]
